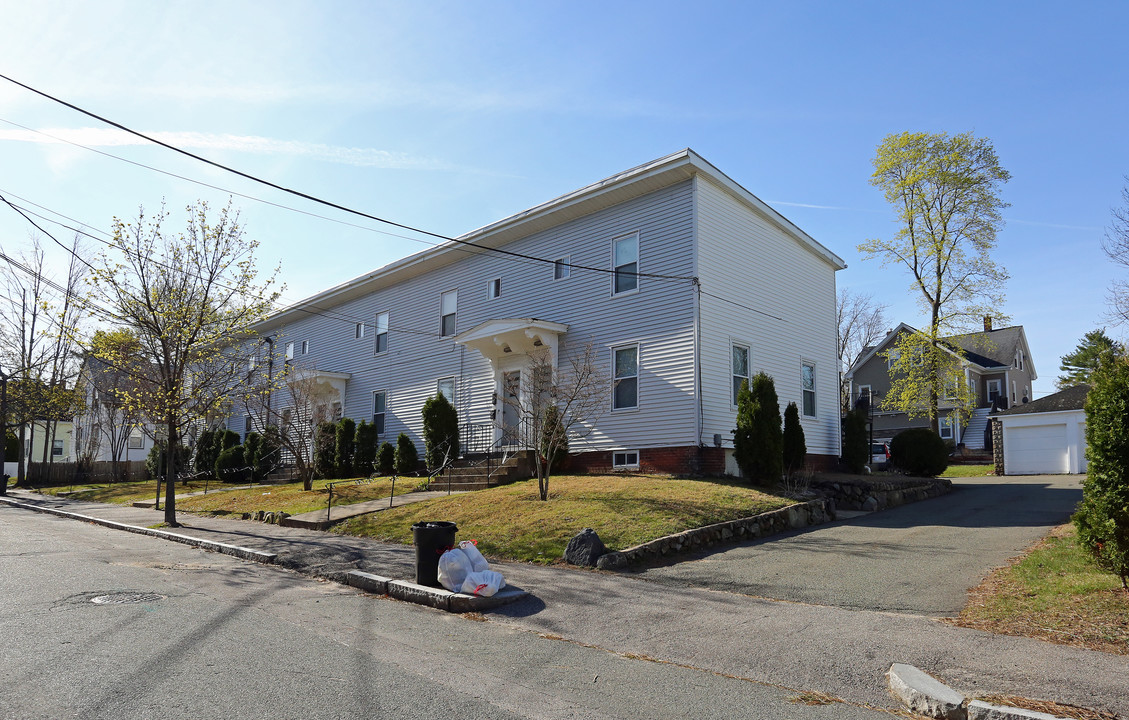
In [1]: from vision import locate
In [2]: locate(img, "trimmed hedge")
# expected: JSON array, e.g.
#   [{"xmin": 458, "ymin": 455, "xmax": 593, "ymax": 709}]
[{"xmin": 889, "ymin": 427, "xmax": 948, "ymax": 477}]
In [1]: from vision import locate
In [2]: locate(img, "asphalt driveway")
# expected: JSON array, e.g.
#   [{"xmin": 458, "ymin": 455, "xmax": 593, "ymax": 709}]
[{"xmin": 630, "ymin": 474, "xmax": 1083, "ymax": 616}]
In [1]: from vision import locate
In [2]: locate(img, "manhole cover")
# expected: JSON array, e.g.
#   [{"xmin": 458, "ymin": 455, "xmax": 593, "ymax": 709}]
[{"xmin": 90, "ymin": 592, "xmax": 164, "ymax": 605}]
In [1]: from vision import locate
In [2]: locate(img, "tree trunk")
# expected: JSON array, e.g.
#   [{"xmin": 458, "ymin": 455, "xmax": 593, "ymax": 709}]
[
  {"xmin": 163, "ymin": 416, "xmax": 178, "ymax": 527},
  {"xmin": 16, "ymin": 424, "xmax": 26, "ymax": 486}
]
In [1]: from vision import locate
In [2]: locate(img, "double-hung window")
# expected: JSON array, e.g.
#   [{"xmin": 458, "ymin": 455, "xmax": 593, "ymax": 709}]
[
  {"xmin": 613, "ymin": 345, "xmax": 639, "ymax": 410},
  {"xmin": 374, "ymin": 312, "xmax": 389, "ymax": 354},
  {"xmin": 437, "ymin": 377, "xmax": 455, "ymax": 404},
  {"xmin": 554, "ymin": 256, "xmax": 571, "ymax": 280},
  {"xmin": 285, "ymin": 342, "xmax": 294, "ymax": 360},
  {"xmin": 440, "ymin": 290, "xmax": 458, "ymax": 337},
  {"xmin": 801, "ymin": 361, "xmax": 816, "ymax": 417},
  {"xmin": 612, "ymin": 233, "xmax": 638, "ymax": 295},
  {"xmin": 128, "ymin": 433, "xmax": 143, "ymax": 449},
  {"xmin": 732, "ymin": 344, "xmax": 750, "ymax": 405},
  {"xmin": 52, "ymin": 439, "xmax": 63, "ymax": 457},
  {"xmin": 373, "ymin": 391, "xmax": 387, "ymax": 436},
  {"xmin": 939, "ymin": 416, "xmax": 954, "ymax": 440}
]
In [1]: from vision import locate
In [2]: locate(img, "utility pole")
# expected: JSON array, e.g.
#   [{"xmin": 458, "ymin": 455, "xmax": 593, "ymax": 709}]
[{"xmin": 1, "ymin": 362, "xmax": 9, "ymax": 495}]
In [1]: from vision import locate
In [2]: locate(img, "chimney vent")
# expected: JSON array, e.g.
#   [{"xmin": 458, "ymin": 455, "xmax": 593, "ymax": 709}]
[{"xmin": 983, "ymin": 316, "xmax": 993, "ymax": 332}]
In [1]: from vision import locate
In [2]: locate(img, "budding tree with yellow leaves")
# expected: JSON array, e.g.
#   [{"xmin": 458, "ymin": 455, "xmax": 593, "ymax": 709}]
[
  {"xmin": 859, "ymin": 131, "xmax": 1010, "ymax": 430},
  {"xmin": 89, "ymin": 201, "xmax": 280, "ymax": 525}
]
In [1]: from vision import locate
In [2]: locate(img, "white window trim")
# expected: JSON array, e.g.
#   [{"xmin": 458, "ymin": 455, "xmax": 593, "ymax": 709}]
[
  {"xmin": 355, "ymin": 322, "xmax": 365, "ymax": 339},
  {"xmin": 731, "ymin": 341, "xmax": 750, "ymax": 407},
  {"xmin": 939, "ymin": 416, "xmax": 954, "ymax": 440},
  {"xmin": 801, "ymin": 359, "xmax": 817, "ymax": 418},
  {"xmin": 611, "ymin": 343, "xmax": 640, "ymax": 412},
  {"xmin": 437, "ymin": 376, "xmax": 456, "ymax": 405},
  {"xmin": 440, "ymin": 289, "xmax": 458, "ymax": 338},
  {"xmin": 858, "ymin": 384, "xmax": 872, "ymax": 404},
  {"xmin": 372, "ymin": 390, "xmax": 387, "ymax": 435},
  {"xmin": 553, "ymin": 256, "xmax": 571, "ymax": 280},
  {"xmin": 488, "ymin": 278, "xmax": 501, "ymax": 299},
  {"xmin": 612, "ymin": 449, "xmax": 640, "ymax": 470},
  {"xmin": 611, "ymin": 231, "xmax": 640, "ymax": 297},
  {"xmin": 986, "ymin": 379, "xmax": 1002, "ymax": 399},
  {"xmin": 285, "ymin": 342, "xmax": 294, "ymax": 360},
  {"xmin": 128, "ymin": 434, "xmax": 143, "ymax": 449},
  {"xmin": 301, "ymin": 340, "xmax": 309, "ymax": 355},
  {"xmin": 374, "ymin": 311, "xmax": 389, "ymax": 355}
]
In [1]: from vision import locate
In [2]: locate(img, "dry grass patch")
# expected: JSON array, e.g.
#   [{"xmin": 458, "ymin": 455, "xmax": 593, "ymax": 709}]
[
  {"xmin": 178, "ymin": 476, "xmax": 417, "ymax": 517},
  {"xmin": 37, "ymin": 479, "xmax": 211, "ymax": 505},
  {"xmin": 977, "ymin": 694, "xmax": 1120, "ymax": 720},
  {"xmin": 333, "ymin": 473, "xmax": 793, "ymax": 563},
  {"xmin": 948, "ymin": 524, "xmax": 1129, "ymax": 655}
]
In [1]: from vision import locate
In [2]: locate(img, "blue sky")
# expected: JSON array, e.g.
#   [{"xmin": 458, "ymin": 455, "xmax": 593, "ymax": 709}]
[{"xmin": 1, "ymin": 1, "xmax": 1126, "ymax": 399}]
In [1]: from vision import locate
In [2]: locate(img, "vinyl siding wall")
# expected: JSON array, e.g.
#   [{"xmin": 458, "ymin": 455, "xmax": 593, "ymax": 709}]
[
  {"xmin": 695, "ymin": 175, "xmax": 841, "ymax": 458},
  {"xmin": 238, "ymin": 181, "xmax": 699, "ymax": 454}
]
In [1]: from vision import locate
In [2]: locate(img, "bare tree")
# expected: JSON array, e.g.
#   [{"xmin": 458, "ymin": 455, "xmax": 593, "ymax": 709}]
[
  {"xmin": 502, "ymin": 342, "xmax": 610, "ymax": 501},
  {"xmin": 243, "ymin": 363, "xmax": 335, "ymax": 491},
  {"xmin": 1103, "ymin": 179, "xmax": 1129, "ymax": 325},
  {"xmin": 836, "ymin": 288, "xmax": 889, "ymax": 409}
]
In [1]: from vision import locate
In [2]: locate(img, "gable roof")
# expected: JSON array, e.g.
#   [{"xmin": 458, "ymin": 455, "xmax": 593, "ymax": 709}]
[
  {"xmin": 995, "ymin": 383, "xmax": 1088, "ymax": 416},
  {"xmin": 846, "ymin": 323, "xmax": 1034, "ymax": 378},
  {"xmin": 255, "ymin": 150, "xmax": 846, "ymax": 332}
]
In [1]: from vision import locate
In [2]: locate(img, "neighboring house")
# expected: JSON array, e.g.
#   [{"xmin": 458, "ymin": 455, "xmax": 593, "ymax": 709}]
[
  {"xmin": 225, "ymin": 149, "xmax": 847, "ymax": 474},
  {"xmin": 21, "ymin": 420, "xmax": 74, "ymax": 463},
  {"xmin": 72, "ymin": 356, "xmax": 156, "ymax": 464},
  {"xmin": 845, "ymin": 318, "xmax": 1036, "ymax": 448},
  {"xmin": 992, "ymin": 383, "xmax": 1088, "ymax": 475}
]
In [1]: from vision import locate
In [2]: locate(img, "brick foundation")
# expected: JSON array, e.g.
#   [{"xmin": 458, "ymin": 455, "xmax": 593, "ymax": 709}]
[
  {"xmin": 561, "ymin": 446, "xmax": 837, "ymax": 476},
  {"xmin": 563, "ymin": 446, "xmax": 726, "ymax": 476}
]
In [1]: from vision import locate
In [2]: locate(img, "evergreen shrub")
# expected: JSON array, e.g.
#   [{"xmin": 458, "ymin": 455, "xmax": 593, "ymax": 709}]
[
  {"xmin": 354, "ymin": 420, "xmax": 378, "ymax": 476},
  {"xmin": 889, "ymin": 427, "xmax": 948, "ymax": 476},
  {"xmin": 376, "ymin": 441, "xmax": 395, "ymax": 476},
  {"xmin": 782, "ymin": 401, "xmax": 807, "ymax": 477},
  {"xmin": 394, "ymin": 433, "xmax": 418, "ymax": 476},
  {"xmin": 733, "ymin": 372, "xmax": 782, "ymax": 484},
  {"xmin": 421, "ymin": 394, "xmax": 459, "ymax": 468},
  {"xmin": 335, "ymin": 417, "xmax": 356, "ymax": 477}
]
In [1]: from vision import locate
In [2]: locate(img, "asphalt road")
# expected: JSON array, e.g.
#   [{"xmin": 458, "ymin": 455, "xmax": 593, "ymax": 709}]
[
  {"xmin": 630, "ymin": 474, "xmax": 1084, "ymax": 615},
  {"xmin": 0, "ymin": 506, "xmax": 897, "ymax": 720}
]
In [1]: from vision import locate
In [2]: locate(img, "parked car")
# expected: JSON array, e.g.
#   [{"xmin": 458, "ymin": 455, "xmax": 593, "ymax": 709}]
[{"xmin": 870, "ymin": 442, "xmax": 890, "ymax": 470}]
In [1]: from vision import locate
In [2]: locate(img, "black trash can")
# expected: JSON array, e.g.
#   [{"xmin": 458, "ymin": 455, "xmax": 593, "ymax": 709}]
[{"xmin": 411, "ymin": 521, "xmax": 458, "ymax": 587}]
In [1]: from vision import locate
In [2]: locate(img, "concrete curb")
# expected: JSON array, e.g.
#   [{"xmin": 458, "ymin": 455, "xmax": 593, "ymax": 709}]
[
  {"xmin": 344, "ymin": 571, "xmax": 529, "ymax": 613},
  {"xmin": 0, "ymin": 496, "xmax": 278, "ymax": 564},
  {"xmin": 887, "ymin": 664, "xmax": 1071, "ymax": 720}
]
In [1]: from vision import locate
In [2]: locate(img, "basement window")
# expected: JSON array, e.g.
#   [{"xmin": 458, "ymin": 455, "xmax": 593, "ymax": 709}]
[{"xmin": 612, "ymin": 450, "xmax": 639, "ymax": 470}]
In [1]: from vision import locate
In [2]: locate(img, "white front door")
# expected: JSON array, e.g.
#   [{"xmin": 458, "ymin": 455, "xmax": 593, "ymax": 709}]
[{"xmin": 986, "ymin": 379, "xmax": 1002, "ymax": 403}]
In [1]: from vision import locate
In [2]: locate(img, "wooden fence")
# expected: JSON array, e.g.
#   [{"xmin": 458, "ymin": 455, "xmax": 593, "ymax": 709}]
[{"xmin": 25, "ymin": 460, "xmax": 149, "ymax": 487}]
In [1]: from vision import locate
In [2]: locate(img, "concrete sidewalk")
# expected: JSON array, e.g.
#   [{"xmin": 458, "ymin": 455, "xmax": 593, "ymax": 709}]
[{"xmin": 3, "ymin": 488, "xmax": 1126, "ymax": 717}]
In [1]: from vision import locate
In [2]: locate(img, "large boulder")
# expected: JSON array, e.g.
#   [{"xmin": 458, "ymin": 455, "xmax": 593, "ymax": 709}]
[{"xmin": 564, "ymin": 528, "xmax": 607, "ymax": 567}]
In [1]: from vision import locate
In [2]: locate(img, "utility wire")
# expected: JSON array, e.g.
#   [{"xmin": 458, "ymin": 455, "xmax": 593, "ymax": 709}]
[{"xmin": 0, "ymin": 73, "xmax": 693, "ymax": 283}]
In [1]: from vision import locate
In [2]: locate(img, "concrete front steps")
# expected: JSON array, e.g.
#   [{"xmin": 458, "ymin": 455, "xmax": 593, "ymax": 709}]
[{"xmin": 425, "ymin": 450, "xmax": 535, "ymax": 492}]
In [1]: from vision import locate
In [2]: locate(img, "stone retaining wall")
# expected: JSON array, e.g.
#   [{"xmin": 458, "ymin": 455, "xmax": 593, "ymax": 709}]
[{"xmin": 595, "ymin": 477, "xmax": 952, "ymax": 570}]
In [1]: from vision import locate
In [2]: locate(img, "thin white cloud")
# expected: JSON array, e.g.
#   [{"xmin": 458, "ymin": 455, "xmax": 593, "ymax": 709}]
[
  {"xmin": 0, "ymin": 126, "xmax": 449, "ymax": 170},
  {"xmin": 1006, "ymin": 217, "xmax": 1103, "ymax": 232},
  {"xmin": 767, "ymin": 199, "xmax": 874, "ymax": 212}
]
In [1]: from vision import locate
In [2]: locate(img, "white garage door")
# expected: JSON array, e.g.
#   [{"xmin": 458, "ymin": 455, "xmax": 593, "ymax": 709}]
[{"xmin": 1005, "ymin": 423, "xmax": 1068, "ymax": 474}]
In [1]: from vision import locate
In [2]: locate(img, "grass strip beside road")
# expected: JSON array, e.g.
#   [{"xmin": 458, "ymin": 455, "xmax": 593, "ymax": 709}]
[
  {"xmin": 36, "ymin": 479, "xmax": 212, "ymax": 505},
  {"xmin": 333, "ymin": 474, "xmax": 794, "ymax": 563},
  {"xmin": 950, "ymin": 524, "xmax": 1129, "ymax": 655},
  {"xmin": 177, "ymin": 476, "xmax": 419, "ymax": 517}
]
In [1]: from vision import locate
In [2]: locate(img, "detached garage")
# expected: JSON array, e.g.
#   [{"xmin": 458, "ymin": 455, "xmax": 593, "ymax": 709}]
[{"xmin": 993, "ymin": 384, "xmax": 1089, "ymax": 475}]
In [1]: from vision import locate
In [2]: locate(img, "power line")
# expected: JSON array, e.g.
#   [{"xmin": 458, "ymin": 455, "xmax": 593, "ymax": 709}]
[{"xmin": 0, "ymin": 73, "xmax": 694, "ymax": 284}]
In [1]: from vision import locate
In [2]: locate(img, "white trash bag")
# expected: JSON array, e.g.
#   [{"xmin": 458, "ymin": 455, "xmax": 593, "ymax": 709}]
[
  {"xmin": 437, "ymin": 547, "xmax": 473, "ymax": 592},
  {"xmin": 458, "ymin": 540, "xmax": 490, "ymax": 573},
  {"xmin": 460, "ymin": 570, "xmax": 507, "ymax": 597}
]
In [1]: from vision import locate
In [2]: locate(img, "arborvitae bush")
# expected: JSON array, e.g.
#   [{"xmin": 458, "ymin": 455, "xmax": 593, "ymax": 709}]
[
  {"xmin": 394, "ymin": 433, "xmax": 418, "ymax": 476},
  {"xmin": 354, "ymin": 420, "xmax": 378, "ymax": 476},
  {"xmin": 889, "ymin": 427, "xmax": 948, "ymax": 477},
  {"xmin": 146, "ymin": 442, "xmax": 191, "ymax": 482},
  {"xmin": 1073, "ymin": 358, "xmax": 1129, "ymax": 589},
  {"xmin": 314, "ymin": 421, "xmax": 337, "ymax": 479},
  {"xmin": 335, "ymin": 417, "xmax": 356, "ymax": 477},
  {"xmin": 376, "ymin": 441, "xmax": 395, "ymax": 476},
  {"xmin": 219, "ymin": 429, "xmax": 240, "ymax": 451},
  {"xmin": 782, "ymin": 401, "xmax": 807, "ymax": 477},
  {"xmin": 194, "ymin": 429, "xmax": 217, "ymax": 475},
  {"xmin": 215, "ymin": 445, "xmax": 249, "ymax": 483},
  {"xmin": 243, "ymin": 432, "xmax": 262, "ymax": 481},
  {"xmin": 257, "ymin": 426, "xmax": 281, "ymax": 481},
  {"xmin": 841, "ymin": 409, "xmax": 868, "ymax": 473},
  {"xmin": 421, "ymin": 393, "xmax": 459, "ymax": 468},
  {"xmin": 733, "ymin": 372, "xmax": 783, "ymax": 484},
  {"xmin": 5, "ymin": 431, "xmax": 20, "ymax": 460}
]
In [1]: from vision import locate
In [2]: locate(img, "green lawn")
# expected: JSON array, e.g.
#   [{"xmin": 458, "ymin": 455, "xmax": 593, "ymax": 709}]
[
  {"xmin": 333, "ymin": 474, "xmax": 794, "ymax": 563},
  {"xmin": 177, "ymin": 476, "xmax": 423, "ymax": 517},
  {"xmin": 36, "ymin": 479, "xmax": 212, "ymax": 505},
  {"xmin": 939, "ymin": 463, "xmax": 994, "ymax": 478},
  {"xmin": 952, "ymin": 525, "xmax": 1129, "ymax": 655}
]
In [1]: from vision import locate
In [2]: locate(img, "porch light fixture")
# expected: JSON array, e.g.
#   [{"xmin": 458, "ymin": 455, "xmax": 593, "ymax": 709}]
[{"xmin": 502, "ymin": 344, "xmax": 512, "ymax": 353}]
